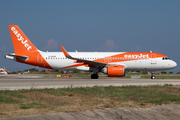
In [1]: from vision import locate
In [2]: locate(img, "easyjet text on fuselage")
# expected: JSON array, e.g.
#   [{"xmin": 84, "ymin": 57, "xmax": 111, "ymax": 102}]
[{"xmin": 124, "ymin": 54, "xmax": 149, "ymax": 58}]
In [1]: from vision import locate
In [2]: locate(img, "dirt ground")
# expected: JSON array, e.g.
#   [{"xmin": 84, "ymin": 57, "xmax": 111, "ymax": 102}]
[{"xmin": 0, "ymin": 104, "xmax": 180, "ymax": 120}]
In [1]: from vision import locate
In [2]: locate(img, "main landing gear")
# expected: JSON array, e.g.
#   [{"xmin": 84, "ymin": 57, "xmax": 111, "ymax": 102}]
[
  {"xmin": 151, "ymin": 72, "xmax": 156, "ymax": 79},
  {"xmin": 91, "ymin": 73, "xmax": 99, "ymax": 79}
]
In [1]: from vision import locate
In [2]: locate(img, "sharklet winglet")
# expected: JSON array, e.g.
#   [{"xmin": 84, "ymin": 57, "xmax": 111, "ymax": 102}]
[{"xmin": 60, "ymin": 45, "xmax": 72, "ymax": 59}]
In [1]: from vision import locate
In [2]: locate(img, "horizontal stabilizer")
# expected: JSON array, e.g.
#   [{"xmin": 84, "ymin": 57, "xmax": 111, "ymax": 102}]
[{"xmin": 5, "ymin": 54, "xmax": 28, "ymax": 61}]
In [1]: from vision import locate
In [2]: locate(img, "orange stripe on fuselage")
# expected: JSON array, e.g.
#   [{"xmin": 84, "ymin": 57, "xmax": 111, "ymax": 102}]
[
  {"xmin": 94, "ymin": 52, "xmax": 167, "ymax": 63},
  {"xmin": 62, "ymin": 63, "xmax": 85, "ymax": 69}
]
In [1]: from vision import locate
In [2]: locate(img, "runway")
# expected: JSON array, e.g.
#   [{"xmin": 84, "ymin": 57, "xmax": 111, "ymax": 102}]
[{"xmin": 0, "ymin": 75, "xmax": 180, "ymax": 90}]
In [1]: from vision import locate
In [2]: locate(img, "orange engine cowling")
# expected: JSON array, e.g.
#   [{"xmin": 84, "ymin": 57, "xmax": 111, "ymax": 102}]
[{"xmin": 102, "ymin": 65, "xmax": 125, "ymax": 77}]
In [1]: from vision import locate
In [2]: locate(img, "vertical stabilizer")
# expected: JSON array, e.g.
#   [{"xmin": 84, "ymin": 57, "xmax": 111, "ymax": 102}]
[{"xmin": 8, "ymin": 25, "xmax": 38, "ymax": 54}]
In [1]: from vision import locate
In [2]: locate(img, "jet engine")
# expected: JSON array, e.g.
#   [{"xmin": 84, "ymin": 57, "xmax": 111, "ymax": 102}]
[{"xmin": 102, "ymin": 65, "xmax": 125, "ymax": 77}]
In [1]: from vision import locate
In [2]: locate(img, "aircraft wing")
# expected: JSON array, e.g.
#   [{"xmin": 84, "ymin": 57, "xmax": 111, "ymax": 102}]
[{"xmin": 60, "ymin": 45, "xmax": 107, "ymax": 68}]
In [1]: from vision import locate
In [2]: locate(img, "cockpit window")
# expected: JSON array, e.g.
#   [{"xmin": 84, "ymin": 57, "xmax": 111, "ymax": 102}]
[{"xmin": 162, "ymin": 57, "xmax": 170, "ymax": 60}]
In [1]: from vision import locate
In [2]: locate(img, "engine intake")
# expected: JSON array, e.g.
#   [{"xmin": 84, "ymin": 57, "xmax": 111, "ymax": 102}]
[{"xmin": 102, "ymin": 65, "xmax": 125, "ymax": 77}]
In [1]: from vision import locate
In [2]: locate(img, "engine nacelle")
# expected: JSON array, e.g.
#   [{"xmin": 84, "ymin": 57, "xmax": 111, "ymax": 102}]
[{"xmin": 102, "ymin": 65, "xmax": 125, "ymax": 77}]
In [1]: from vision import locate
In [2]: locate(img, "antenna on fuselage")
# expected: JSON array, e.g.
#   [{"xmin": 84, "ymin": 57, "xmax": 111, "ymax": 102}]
[{"xmin": 150, "ymin": 50, "xmax": 152, "ymax": 53}]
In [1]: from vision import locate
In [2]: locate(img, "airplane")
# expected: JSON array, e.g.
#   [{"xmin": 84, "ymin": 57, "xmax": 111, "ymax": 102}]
[{"xmin": 5, "ymin": 25, "xmax": 177, "ymax": 79}]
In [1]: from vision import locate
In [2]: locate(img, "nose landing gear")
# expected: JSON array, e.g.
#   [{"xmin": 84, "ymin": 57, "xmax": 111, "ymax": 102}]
[{"xmin": 151, "ymin": 72, "xmax": 156, "ymax": 79}]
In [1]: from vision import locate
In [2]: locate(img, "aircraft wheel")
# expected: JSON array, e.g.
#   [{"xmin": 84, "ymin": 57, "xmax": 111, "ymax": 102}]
[
  {"xmin": 151, "ymin": 76, "xmax": 155, "ymax": 79},
  {"xmin": 91, "ymin": 74, "xmax": 99, "ymax": 79},
  {"xmin": 151, "ymin": 72, "xmax": 156, "ymax": 79}
]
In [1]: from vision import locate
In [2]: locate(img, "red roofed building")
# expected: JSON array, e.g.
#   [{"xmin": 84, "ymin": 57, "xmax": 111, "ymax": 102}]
[
  {"xmin": 0, "ymin": 67, "xmax": 9, "ymax": 74},
  {"xmin": 45, "ymin": 70, "xmax": 53, "ymax": 73}
]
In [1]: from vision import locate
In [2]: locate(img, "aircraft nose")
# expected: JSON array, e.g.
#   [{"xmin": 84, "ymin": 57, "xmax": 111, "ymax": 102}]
[{"xmin": 171, "ymin": 60, "xmax": 177, "ymax": 68}]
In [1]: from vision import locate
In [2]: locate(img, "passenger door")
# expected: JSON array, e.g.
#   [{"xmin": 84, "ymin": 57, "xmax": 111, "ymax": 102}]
[{"xmin": 151, "ymin": 54, "xmax": 156, "ymax": 64}]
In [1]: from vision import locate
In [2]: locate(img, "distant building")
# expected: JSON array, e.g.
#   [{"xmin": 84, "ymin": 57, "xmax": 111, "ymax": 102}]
[
  {"xmin": 45, "ymin": 70, "xmax": 53, "ymax": 73},
  {"xmin": 148, "ymin": 72, "xmax": 159, "ymax": 75},
  {"xmin": 0, "ymin": 67, "xmax": 9, "ymax": 74}
]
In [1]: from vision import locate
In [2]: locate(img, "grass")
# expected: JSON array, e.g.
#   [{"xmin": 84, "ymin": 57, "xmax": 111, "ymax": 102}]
[{"xmin": 0, "ymin": 85, "xmax": 180, "ymax": 117}]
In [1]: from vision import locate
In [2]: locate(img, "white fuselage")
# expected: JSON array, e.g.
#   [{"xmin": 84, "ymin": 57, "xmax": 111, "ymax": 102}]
[{"xmin": 39, "ymin": 51, "xmax": 177, "ymax": 72}]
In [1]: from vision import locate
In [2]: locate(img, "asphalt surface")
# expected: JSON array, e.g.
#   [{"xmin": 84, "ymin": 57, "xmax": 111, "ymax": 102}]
[{"xmin": 0, "ymin": 74, "xmax": 180, "ymax": 90}]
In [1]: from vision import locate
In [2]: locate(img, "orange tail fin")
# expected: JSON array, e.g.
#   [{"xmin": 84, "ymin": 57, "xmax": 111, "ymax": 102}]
[{"xmin": 8, "ymin": 25, "xmax": 38, "ymax": 54}]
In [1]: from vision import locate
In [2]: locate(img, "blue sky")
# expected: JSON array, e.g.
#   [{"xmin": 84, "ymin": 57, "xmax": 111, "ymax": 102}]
[{"xmin": 0, "ymin": 0, "xmax": 179, "ymax": 73}]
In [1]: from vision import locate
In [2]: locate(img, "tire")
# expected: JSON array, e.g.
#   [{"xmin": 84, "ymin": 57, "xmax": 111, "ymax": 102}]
[
  {"xmin": 151, "ymin": 76, "xmax": 155, "ymax": 79},
  {"xmin": 91, "ymin": 74, "xmax": 99, "ymax": 79}
]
